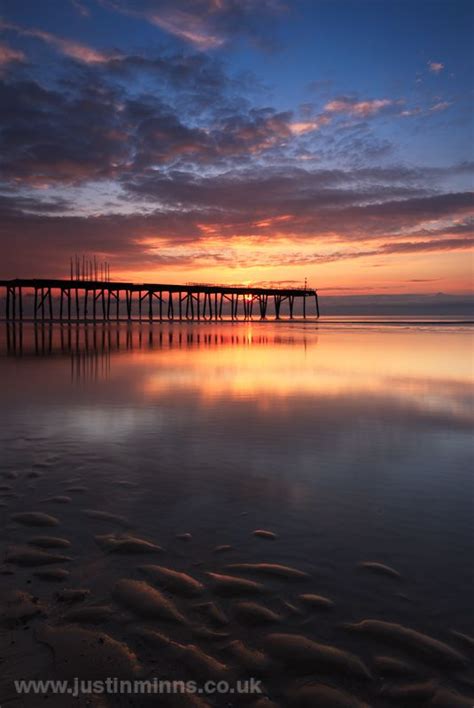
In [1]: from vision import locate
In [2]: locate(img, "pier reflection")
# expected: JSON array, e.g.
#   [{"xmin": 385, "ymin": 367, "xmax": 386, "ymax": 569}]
[
  {"xmin": 2, "ymin": 322, "xmax": 308, "ymax": 355},
  {"xmin": 1, "ymin": 322, "xmax": 312, "ymax": 383}
]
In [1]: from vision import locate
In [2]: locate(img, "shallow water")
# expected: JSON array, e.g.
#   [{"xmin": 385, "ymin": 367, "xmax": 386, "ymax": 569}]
[{"xmin": 0, "ymin": 320, "xmax": 473, "ymax": 707}]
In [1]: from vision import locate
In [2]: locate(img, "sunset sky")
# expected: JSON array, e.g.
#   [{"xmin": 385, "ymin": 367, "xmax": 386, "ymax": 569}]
[{"xmin": 0, "ymin": 0, "xmax": 473, "ymax": 298}]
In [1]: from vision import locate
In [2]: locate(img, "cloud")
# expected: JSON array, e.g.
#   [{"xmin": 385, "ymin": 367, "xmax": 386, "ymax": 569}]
[
  {"xmin": 325, "ymin": 97, "xmax": 394, "ymax": 118},
  {"xmin": 99, "ymin": 0, "xmax": 285, "ymax": 50},
  {"xmin": 429, "ymin": 101, "xmax": 451, "ymax": 113},
  {"xmin": 428, "ymin": 61, "xmax": 444, "ymax": 74},
  {"xmin": 0, "ymin": 18, "xmax": 471, "ymax": 282},
  {"xmin": 0, "ymin": 68, "xmax": 335, "ymax": 184},
  {"xmin": 400, "ymin": 101, "xmax": 452, "ymax": 118},
  {"xmin": 71, "ymin": 0, "xmax": 91, "ymax": 16},
  {"xmin": 379, "ymin": 237, "xmax": 473, "ymax": 254},
  {"xmin": 0, "ymin": 77, "xmax": 129, "ymax": 184},
  {"xmin": 0, "ymin": 21, "xmax": 116, "ymax": 63},
  {"xmin": 123, "ymin": 162, "xmax": 473, "ymax": 239},
  {"xmin": 0, "ymin": 173, "xmax": 472, "ymax": 275},
  {"xmin": 400, "ymin": 107, "xmax": 423, "ymax": 117},
  {"xmin": 0, "ymin": 42, "xmax": 26, "ymax": 69},
  {"xmin": 289, "ymin": 116, "xmax": 331, "ymax": 134},
  {"xmin": 146, "ymin": 10, "xmax": 225, "ymax": 50}
]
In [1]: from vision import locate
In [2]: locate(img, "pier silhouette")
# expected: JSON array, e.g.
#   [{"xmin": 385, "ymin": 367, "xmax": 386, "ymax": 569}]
[{"xmin": 0, "ymin": 279, "xmax": 319, "ymax": 321}]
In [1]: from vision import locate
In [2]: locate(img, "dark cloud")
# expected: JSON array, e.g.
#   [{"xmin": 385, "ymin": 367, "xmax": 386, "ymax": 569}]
[
  {"xmin": 0, "ymin": 61, "xmax": 295, "ymax": 183},
  {"xmin": 104, "ymin": 51, "xmax": 243, "ymax": 109},
  {"xmin": 0, "ymin": 78, "xmax": 127, "ymax": 183},
  {"xmin": 123, "ymin": 165, "xmax": 473, "ymax": 239},
  {"xmin": 380, "ymin": 237, "xmax": 473, "ymax": 254},
  {"xmin": 0, "ymin": 180, "xmax": 472, "ymax": 278}
]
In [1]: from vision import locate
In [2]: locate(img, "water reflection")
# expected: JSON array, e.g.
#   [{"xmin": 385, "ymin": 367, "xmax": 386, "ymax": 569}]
[
  {"xmin": 0, "ymin": 320, "xmax": 473, "ymax": 631},
  {"xmin": 1, "ymin": 323, "xmax": 471, "ymax": 423},
  {"xmin": 2, "ymin": 322, "xmax": 312, "ymax": 385},
  {"xmin": 2, "ymin": 322, "xmax": 306, "ymax": 355}
]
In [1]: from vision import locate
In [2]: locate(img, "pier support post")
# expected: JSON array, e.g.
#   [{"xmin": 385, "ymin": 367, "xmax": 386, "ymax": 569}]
[
  {"xmin": 274, "ymin": 295, "xmax": 281, "ymax": 319},
  {"xmin": 315, "ymin": 291, "xmax": 320, "ymax": 318},
  {"xmin": 11, "ymin": 287, "xmax": 16, "ymax": 320},
  {"xmin": 289, "ymin": 295, "xmax": 295, "ymax": 319},
  {"xmin": 40, "ymin": 287, "xmax": 46, "ymax": 321}
]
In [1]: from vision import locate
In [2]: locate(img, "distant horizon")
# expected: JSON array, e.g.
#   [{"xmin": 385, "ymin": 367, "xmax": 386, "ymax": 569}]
[{"xmin": 1, "ymin": 288, "xmax": 473, "ymax": 318}]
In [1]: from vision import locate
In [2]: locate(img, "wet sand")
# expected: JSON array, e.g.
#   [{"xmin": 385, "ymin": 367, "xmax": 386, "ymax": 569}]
[{"xmin": 0, "ymin": 321, "xmax": 473, "ymax": 706}]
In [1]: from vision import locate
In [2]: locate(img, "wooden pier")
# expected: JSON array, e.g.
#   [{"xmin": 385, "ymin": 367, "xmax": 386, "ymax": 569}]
[{"xmin": 0, "ymin": 279, "xmax": 319, "ymax": 321}]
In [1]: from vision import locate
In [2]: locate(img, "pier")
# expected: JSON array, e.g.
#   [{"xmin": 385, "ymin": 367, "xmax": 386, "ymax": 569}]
[{"xmin": 0, "ymin": 279, "xmax": 319, "ymax": 321}]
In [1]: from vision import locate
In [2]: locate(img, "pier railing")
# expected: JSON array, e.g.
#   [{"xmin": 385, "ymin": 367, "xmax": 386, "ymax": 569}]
[{"xmin": 0, "ymin": 279, "xmax": 319, "ymax": 322}]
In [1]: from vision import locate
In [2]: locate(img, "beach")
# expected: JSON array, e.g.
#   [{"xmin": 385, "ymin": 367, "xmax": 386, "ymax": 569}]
[{"xmin": 0, "ymin": 320, "xmax": 473, "ymax": 707}]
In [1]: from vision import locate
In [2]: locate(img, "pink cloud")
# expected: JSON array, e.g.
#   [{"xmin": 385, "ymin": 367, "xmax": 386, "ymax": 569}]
[
  {"xmin": 148, "ymin": 11, "xmax": 225, "ymax": 50},
  {"xmin": 100, "ymin": 0, "xmax": 284, "ymax": 50},
  {"xmin": 98, "ymin": 1, "xmax": 225, "ymax": 49},
  {"xmin": 324, "ymin": 98, "xmax": 393, "ymax": 118},
  {"xmin": 0, "ymin": 42, "xmax": 25, "ymax": 67},
  {"xmin": 428, "ymin": 61, "xmax": 444, "ymax": 74},
  {"xmin": 0, "ymin": 21, "xmax": 116, "ymax": 63}
]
